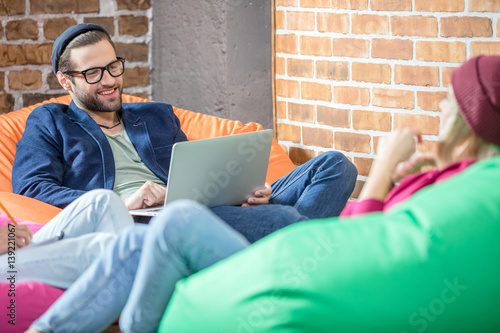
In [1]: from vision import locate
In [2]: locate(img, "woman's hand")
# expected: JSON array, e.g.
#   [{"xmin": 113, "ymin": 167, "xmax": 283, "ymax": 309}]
[
  {"xmin": 0, "ymin": 224, "xmax": 32, "ymax": 255},
  {"xmin": 358, "ymin": 128, "xmax": 422, "ymax": 202}
]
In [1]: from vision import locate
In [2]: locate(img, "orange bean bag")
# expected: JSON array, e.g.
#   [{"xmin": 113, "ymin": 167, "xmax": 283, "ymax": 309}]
[{"xmin": 0, "ymin": 94, "xmax": 295, "ymax": 223}]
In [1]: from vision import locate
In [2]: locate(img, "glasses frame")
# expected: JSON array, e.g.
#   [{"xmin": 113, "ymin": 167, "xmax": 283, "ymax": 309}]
[{"xmin": 64, "ymin": 57, "xmax": 126, "ymax": 84}]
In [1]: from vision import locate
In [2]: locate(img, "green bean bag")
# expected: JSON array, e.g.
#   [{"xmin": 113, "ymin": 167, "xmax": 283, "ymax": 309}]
[{"xmin": 159, "ymin": 156, "xmax": 500, "ymax": 333}]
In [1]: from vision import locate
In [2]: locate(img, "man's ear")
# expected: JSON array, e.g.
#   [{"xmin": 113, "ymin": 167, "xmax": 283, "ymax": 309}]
[{"xmin": 56, "ymin": 72, "xmax": 73, "ymax": 92}]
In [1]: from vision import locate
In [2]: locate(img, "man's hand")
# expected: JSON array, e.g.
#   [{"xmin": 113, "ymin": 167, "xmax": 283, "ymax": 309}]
[
  {"xmin": 241, "ymin": 183, "xmax": 272, "ymax": 207},
  {"xmin": 123, "ymin": 181, "xmax": 166, "ymax": 210},
  {"xmin": 0, "ymin": 224, "xmax": 32, "ymax": 255}
]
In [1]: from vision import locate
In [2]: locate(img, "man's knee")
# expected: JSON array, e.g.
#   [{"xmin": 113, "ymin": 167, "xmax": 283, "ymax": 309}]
[{"xmin": 318, "ymin": 151, "xmax": 357, "ymax": 178}]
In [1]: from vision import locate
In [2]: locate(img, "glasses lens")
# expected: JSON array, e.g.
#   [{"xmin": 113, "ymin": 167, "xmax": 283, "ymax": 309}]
[
  {"xmin": 108, "ymin": 60, "xmax": 124, "ymax": 77},
  {"xmin": 85, "ymin": 68, "xmax": 103, "ymax": 84}
]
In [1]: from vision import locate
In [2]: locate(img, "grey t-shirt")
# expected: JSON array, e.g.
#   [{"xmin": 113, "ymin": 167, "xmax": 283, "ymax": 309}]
[{"xmin": 105, "ymin": 126, "xmax": 165, "ymax": 199}]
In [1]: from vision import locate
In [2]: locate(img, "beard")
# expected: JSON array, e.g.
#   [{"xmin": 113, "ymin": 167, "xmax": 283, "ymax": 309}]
[{"xmin": 73, "ymin": 84, "xmax": 123, "ymax": 113}]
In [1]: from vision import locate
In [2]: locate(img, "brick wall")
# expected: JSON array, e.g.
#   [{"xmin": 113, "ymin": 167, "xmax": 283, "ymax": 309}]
[
  {"xmin": 274, "ymin": 0, "xmax": 500, "ymax": 196},
  {"xmin": 0, "ymin": 0, "xmax": 152, "ymax": 114}
]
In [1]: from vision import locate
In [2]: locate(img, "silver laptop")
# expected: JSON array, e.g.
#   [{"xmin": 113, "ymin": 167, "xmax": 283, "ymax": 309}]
[{"xmin": 129, "ymin": 129, "xmax": 273, "ymax": 216}]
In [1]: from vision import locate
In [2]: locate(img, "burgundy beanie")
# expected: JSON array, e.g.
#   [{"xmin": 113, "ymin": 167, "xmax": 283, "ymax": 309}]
[{"xmin": 451, "ymin": 55, "xmax": 500, "ymax": 146}]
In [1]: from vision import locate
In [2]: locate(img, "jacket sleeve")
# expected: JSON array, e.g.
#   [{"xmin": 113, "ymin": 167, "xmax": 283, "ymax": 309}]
[{"xmin": 12, "ymin": 108, "xmax": 86, "ymax": 208}]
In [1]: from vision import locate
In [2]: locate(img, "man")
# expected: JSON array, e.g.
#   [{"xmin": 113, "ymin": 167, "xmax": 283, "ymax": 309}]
[{"xmin": 13, "ymin": 24, "xmax": 357, "ymax": 242}]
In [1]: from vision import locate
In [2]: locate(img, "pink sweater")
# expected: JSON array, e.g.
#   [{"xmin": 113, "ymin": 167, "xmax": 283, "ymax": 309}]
[{"xmin": 340, "ymin": 160, "xmax": 476, "ymax": 218}]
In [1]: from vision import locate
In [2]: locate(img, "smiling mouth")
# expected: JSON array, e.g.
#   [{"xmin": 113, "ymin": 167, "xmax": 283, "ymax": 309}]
[{"xmin": 99, "ymin": 87, "xmax": 117, "ymax": 96}]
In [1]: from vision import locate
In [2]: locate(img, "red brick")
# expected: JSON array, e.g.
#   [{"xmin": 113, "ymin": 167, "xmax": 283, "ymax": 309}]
[
  {"xmin": 277, "ymin": 123, "xmax": 301, "ymax": 143},
  {"xmin": 287, "ymin": 11, "xmax": 315, "ymax": 31},
  {"xmin": 470, "ymin": 41, "xmax": 500, "ymax": 57},
  {"xmin": 317, "ymin": 106, "xmax": 350, "ymax": 128},
  {"xmin": 303, "ymin": 127, "xmax": 333, "ymax": 148},
  {"xmin": 442, "ymin": 67, "xmax": 459, "ymax": 87},
  {"xmin": 276, "ymin": 79, "xmax": 300, "ymax": 98},
  {"xmin": 31, "ymin": 0, "xmax": 99, "ymax": 14},
  {"xmin": 317, "ymin": 13, "xmax": 349, "ymax": 34},
  {"xmin": 8, "ymin": 69, "xmax": 43, "ymax": 90},
  {"xmin": 119, "ymin": 16, "xmax": 149, "ymax": 36},
  {"xmin": 289, "ymin": 147, "xmax": 316, "ymax": 165},
  {"xmin": 352, "ymin": 62, "xmax": 391, "ymax": 84},
  {"xmin": 0, "ymin": 72, "xmax": 4, "ymax": 91},
  {"xmin": 331, "ymin": 0, "xmax": 368, "ymax": 10},
  {"xmin": 332, "ymin": 38, "xmax": 369, "ymax": 58},
  {"xmin": 353, "ymin": 157, "xmax": 374, "ymax": 177},
  {"xmin": 5, "ymin": 20, "xmax": 39, "ymax": 40},
  {"xmin": 415, "ymin": 0, "xmax": 465, "ymax": 11},
  {"xmin": 417, "ymin": 91, "xmax": 448, "ymax": 111},
  {"xmin": 83, "ymin": 17, "xmax": 115, "ymax": 36},
  {"xmin": 276, "ymin": 0, "xmax": 297, "ymax": 6},
  {"xmin": 335, "ymin": 132, "xmax": 371, "ymax": 153},
  {"xmin": 371, "ymin": 0, "xmax": 412, "ymax": 11},
  {"xmin": 275, "ymin": 57, "xmax": 286, "ymax": 76},
  {"xmin": 352, "ymin": 14, "xmax": 389, "ymax": 35},
  {"xmin": 44, "ymin": 18, "xmax": 78, "ymax": 40},
  {"xmin": 276, "ymin": 101, "xmax": 287, "ymax": 119},
  {"xmin": 372, "ymin": 38, "xmax": 413, "ymax": 60},
  {"xmin": 276, "ymin": 11, "xmax": 285, "ymax": 29},
  {"xmin": 469, "ymin": 0, "xmax": 500, "ymax": 12},
  {"xmin": 287, "ymin": 58, "xmax": 314, "ymax": 78},
  {"xmin": 276, "ymin": 34, "xmax": 298, "ymax": 54},
  {"xmin": 353, "ymin": 110, "xmax": 392, "ymax": 132},
  {"xmin": 301, "ymin": 0, "xmax": 331, "ymax": 8},
  {"xmin": 0, "ymin": 44, "xmax": 52, "ymax": 66},
  {"xmin": 394, "ymin": 114, "xmax": 440, "ymax": 135},
  {"xmin": 315, "ymin": 61, "xmax": 349, "ymax": 81},
  {"xmin": 0, "ymin": 1, "xmax": 25, "ymax": 15},
  {"xmin": 301, "ymin": 82, "xmax": 332, "ymax": 102},
  {"xmin": 288, "ymin": 103, "xmax": 315, "ymax": 123},
  {"xmin": 392, "ymin": 16, "xmax": 438, "ymax": 37},
  {"xmin": 441, "ymin": 17, "xmax": 492, "ymax": 38},
  {"xmin": 115, "ymin": 43, "xmax": 149, "ymax": 62},
  {"xmin": 394, "ymin": 65, "xmax": 440, "ymax": 87},
  {"xmin": 372, "ymin": 88, "xmax": 415, "ymax": 110},
  {"xmin": 0, "ymin": 93, "xmax": 15, "ymax": 114},
  {"xmin": 334, "ymin": 86, "xmax": 370, "ymax": 106},
  {"xmin": 300, "ymin": 36, "xmax": 332, "ymax": 56},
  {"xmin": 416, "ymin": 41, "xmax": 466, "ymax": 63},
  {"xmin": 498, "ymin": 19, "xmax": 500, "ymax": 37},
  {"xmin": 117, "ymin": 0, "xmax": 151, "ymax": 10},
  {"xmin": 123, "ymin": 67, "xmax": 150, "ymax": 88}
]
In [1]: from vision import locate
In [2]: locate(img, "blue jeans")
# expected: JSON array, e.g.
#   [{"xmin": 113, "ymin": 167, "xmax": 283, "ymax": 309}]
[
  {"xmin": 211, "ymin": 151, "xmax": 357, "ymax": 242},
  {"xmin": 30, "ymin": 200, "xmax": 250, "ymax": 333}
]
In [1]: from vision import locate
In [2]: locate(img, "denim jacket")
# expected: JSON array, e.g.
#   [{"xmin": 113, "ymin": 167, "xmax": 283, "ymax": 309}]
[{"xmin": 12, "ymin": 101, "xmax": 187, "ymax": 208}]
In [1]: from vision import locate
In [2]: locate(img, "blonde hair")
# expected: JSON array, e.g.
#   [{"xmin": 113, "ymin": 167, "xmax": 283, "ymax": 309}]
[{"xmin": 439, "ymin": 97, "xmax": 500, "ymax": 166}]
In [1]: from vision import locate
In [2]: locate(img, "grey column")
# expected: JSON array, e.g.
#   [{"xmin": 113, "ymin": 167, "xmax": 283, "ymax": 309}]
[{"xmin": 152, "ymin": 0, "xmax": 273, "ymax": 129}]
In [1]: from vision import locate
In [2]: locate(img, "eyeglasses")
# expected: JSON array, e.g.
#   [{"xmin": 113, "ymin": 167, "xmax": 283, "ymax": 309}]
[{"xmin": 64, "ymin": 57, "xmax": 125, "ymax": 84}]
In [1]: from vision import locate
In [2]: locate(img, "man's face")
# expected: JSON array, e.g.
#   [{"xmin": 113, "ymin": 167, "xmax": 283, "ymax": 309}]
[{"xmin": 67, "ymin": 39, "xmax": 123, "ymax": 113}]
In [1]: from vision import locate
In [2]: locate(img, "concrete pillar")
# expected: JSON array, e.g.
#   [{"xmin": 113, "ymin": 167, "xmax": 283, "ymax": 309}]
[{"xmin": 152, "ymin": 0, "xmax": 273, "ymax": 129}]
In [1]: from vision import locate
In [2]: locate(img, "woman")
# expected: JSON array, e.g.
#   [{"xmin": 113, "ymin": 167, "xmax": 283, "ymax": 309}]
[
  {"xmin": 27, "ymin": 55, "xmax": 500, "ymax": 333},
  {"xmin": 341, "ymin": 55, "xmax": 500, "ymax": 217}
]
